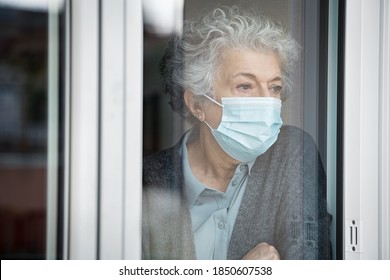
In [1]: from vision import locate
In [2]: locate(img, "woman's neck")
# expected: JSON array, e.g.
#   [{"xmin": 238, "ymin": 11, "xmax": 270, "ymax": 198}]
[{"xmin": 186, "ymin": 125, "xmax": 239, "ymax": 192}]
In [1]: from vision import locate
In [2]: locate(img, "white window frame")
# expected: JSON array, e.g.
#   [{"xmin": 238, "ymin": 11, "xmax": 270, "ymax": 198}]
[
  {"xmin": 378, "ymin": 0, "xmax": 390, "ymax": 261},
  {"xmin": 99, "ymin": 0, "xmax": 143, "ymax": 259},
  {"xmin": 67, "ymin": 0, "xmax": 100, "ymax": 259},
  {"xmin": 65, "ymin": 0, "xmax": 143, "ymax": 259},
  {"xmin": 343, "ymin": 0, "xmax": 390, "ymax": 260}
]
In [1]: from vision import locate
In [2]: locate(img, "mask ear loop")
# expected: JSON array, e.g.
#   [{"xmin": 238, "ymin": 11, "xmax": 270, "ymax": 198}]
[
  {"xmin": 201, "ymin": 94, "xmax": 223, "ymax": 130},
  {"xmin": 203, "ymin": 119, "xmax": 213, "ymax": 130},
  {"xmin": 203, "ymin": 94, "xmax": 224, "ymax": 107}
]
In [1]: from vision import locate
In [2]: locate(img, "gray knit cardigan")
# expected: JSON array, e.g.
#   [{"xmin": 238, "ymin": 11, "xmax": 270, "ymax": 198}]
[{"xmin": 142, "ymin": 126, "xmax": 332, "ymax": 259}]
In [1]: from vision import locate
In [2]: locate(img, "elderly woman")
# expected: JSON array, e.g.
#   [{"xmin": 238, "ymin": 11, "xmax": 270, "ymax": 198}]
[{"xmin": 142, "ymin": 6, "xmax": 331, "ymax": 260}]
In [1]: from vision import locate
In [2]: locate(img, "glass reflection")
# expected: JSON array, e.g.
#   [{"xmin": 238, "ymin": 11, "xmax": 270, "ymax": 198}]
[
  {"xmin": 142, "ymin": 0, "xmax": 332, "ymax": 260},
  {"xmin": 0, "ymin": 4, "xmax": 48, "ymax": 259}
]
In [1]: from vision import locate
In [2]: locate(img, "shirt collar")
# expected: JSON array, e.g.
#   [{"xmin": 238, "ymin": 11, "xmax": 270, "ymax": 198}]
[{"xmin": 181, "ymin": 129, "xmax": 205, "ymax": 207}]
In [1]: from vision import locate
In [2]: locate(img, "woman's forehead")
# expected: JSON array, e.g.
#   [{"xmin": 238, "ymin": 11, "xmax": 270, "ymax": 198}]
[{"xmin": 215, "ymin": 48, "xmax": 282, "ymax": 81}]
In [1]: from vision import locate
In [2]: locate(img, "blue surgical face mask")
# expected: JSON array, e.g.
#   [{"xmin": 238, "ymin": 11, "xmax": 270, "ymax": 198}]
[{"xmin": 203, "ymin": 95, "xmax": 283, "ymax": 162}]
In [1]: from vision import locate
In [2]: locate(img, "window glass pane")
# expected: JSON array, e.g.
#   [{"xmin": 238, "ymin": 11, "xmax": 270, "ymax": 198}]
[
  {"xmin": 0, "ymin": 1, "xmax": 63, "ymax": 259},
  {"xmin": 142, "ymin": 0, "xmax": 333, "ymax": 260}
]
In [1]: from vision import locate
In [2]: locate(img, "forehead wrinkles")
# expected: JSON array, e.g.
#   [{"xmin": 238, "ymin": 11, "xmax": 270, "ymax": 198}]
[{"xmin": 213, "ymin": 48, "xmax": 282, "ymax": 85}]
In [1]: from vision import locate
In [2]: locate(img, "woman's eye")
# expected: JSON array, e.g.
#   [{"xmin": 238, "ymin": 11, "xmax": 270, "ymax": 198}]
[
  {"xmin": 270, "ymin": 85, "xmax": 283, "ymax": 93},
  {"xmin": 237, "ymin": 84, "xmax": 252, "ymax": 91}
]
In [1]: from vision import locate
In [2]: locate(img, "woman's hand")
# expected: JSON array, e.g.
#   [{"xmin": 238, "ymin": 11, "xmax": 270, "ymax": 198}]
[{"xmin": 242, "ymin": 242, "xmax": 280, "ymax": 260}]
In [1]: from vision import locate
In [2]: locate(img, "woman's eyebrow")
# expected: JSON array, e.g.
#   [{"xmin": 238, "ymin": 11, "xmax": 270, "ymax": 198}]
[
  {"xmin": 232, "ymin": 72, "xmax": 257, "ymax": 79},
  {"xmin": 232, "ymin": 73, "xmax": 283, "ymax": 83},
  {"xmin": 268, "ymin": 76, "xmax": 283, "ymax": 83}
]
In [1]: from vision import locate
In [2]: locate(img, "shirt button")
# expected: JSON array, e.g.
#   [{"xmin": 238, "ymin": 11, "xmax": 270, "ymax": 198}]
[
  {"xmin": 232, "ymin": 180, "xmax": 238, "ymax": 186},
  {"xmin": 240, "ymin": 164, "xmax": 248, "ymax": 172},
  {"xmin": 218, "ymin": 222, "xmax": 225, "ymax": 229}
]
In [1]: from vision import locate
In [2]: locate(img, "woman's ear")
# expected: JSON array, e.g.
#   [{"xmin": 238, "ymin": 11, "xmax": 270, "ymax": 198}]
[{"xmin": 184, "ymin": 91, "xmax": 205, "ymax": 121}]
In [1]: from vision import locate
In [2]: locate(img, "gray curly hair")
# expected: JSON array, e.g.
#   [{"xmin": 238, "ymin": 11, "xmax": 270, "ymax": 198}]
[{"xmin": 159, "ymin": 5, "xmax": 300, "ymax": 123}]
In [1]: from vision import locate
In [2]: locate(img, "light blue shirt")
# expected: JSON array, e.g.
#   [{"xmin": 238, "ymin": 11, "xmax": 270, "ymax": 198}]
[{"xmin": 180, "ymin": 130, "xmax": 254, "ymax": 259}]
